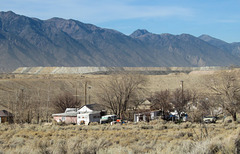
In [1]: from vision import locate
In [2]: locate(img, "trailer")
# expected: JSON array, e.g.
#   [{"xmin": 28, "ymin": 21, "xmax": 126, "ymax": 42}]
[{"xmin": 52, "ymin": 108, "xmax": 78, "ymax": 124}]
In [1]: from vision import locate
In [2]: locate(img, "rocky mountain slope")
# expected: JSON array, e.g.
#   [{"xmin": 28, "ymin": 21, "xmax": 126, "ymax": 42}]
[
  {"xmin": 0, "ymin": 11, "xmax": 240, "ymax": 72},
  {"xmin": 199, "ymin": 34, "xmax": 240, "ymax": 58}
]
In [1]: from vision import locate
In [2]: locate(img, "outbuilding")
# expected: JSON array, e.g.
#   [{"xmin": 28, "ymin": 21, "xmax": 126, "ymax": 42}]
[
  {"xmin": 77, "ymin": 111, "xmax": 101, "ymax": 125},
  {"xmin": 0, "ymin": 110, "xmax": 13, "ymax": 123},
  {"xmin": 134, "ymin": 110, "xmax": 162, "ymax": 122},
  {"xmin": 52, "ymin": 108, "xmax": 78, "ymax": 124}
]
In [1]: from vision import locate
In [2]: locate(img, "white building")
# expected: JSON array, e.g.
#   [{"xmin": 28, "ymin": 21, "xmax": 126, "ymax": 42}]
[
  {"xmin": 77, "ymin": 104, "xmax": 106, "ymax": 125},
  {"xmin": 77, "ymin": 111, "xmax": 101, "ymax": 125}
]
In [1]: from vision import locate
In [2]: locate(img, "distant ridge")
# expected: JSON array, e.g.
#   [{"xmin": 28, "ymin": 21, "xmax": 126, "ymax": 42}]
[
  {"xmin": 198, "ymin": 34, "xmax": 240, "ymax": 57},
  {"xmin": 0, "ymin": 11, "xmax": 240, "ymax": 72}
]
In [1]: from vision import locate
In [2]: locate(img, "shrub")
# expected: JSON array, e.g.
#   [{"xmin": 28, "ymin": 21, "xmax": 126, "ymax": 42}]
[
  {"xmin": 140, "ymin": 125, "xmax": 153, "ymax": 129},
  {"xmin": 8, "ymin": 137, "xmax": 25, "ymax": 148}
]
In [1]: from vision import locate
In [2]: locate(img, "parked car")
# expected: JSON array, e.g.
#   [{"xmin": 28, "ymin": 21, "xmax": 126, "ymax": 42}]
[
  {"xmin": 100, "ymin": 115, "xmax": 117, "ymax": 124},
  {"xmin": 203, "ymin": 116, "xmax": 217, "ymax": 123}
]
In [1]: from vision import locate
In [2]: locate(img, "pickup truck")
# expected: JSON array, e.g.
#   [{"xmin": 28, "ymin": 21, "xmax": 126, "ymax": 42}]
[
  {"xmin": 100, "ymin": 115, "xmax": 117, "ymax": 124},
  {"xmin": 203, "ymin": 116, "xmax": 217, "ymax": 123}
]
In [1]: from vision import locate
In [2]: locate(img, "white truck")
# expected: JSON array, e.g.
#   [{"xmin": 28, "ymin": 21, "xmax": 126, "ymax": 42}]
[
  {"xmin": 100, "ymin": 115, "xmax": 117, "ymax": 124},
  {"xmin": 203, "ymin": 116, "xmax": 217, "ymax": 123}
]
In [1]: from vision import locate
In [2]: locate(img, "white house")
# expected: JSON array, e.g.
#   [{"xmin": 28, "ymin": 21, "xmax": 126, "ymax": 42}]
[{"xmin": 77, "ymin": 104, "xmax": 106, "ymax": 125}]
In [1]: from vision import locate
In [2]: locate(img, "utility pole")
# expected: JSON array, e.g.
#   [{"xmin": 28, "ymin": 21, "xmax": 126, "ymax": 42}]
[
  {"xmin": 85, "ymin": 81, "xmax": 88, "ymax": 105},
  {"xmin": 8, "ymin": 94, "xmax": 10, "ymax": 123},
  {"xmin": 21, "ymin": 88, "xmax": 24, "ymax": 104},
  {"xmin": 21, "ymin": 88, "xmax": 24, "ymax": 123},
  {"xmin": 88, "ymin": 86, "xmax": 91, "ymax": 104},
  {"xmin": 181, "ymin": 80, "xmax": 184, "ymax": 104},
  {"xmin": 47, "ymin": 82, "xmax": 50, "ymax": 123},
  {"xmin": 75, "ymin": 87, "xmax": 78, "ymax": 103},
  {"xmin": 84, "ymin": 81, "xmax": 92, "ymax": 105},
  {"xmin": 73, "ymin": 81, "xmax": 81, "ymax": 108},
  {"xmin": 15, "ymin": 90, "xmax": 18, "ymax": 123},
  {"xmin": 11, "ymin": 94, "xmax": 14, "ymax": 123}
]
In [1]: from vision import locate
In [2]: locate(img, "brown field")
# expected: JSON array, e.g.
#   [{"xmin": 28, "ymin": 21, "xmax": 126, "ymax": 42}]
[
  {"xmin": 0, "ymin": 69, "xmax": 218, "ymax": 110},
  {"xmin": 0, "ymin": 120, "xmax": 240, "ymax": 153}
]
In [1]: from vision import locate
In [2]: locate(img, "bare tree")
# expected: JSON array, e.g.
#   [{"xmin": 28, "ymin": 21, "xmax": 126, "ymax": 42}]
[
  {"xmin": 171, "ymin": 88, "xmax": 193, "ymax": 119},
  {"xmin": 98, "ymin": 74, "xmax": 147, "ymax": 119},
  {"xmin": 11, "ymin": 88, "xmax": 35, "ymax": 123},
  {"xmin": 206, "ymin": 70, "xmax": 240, "ymax": 121},
  {"xmin": 52, "ymin": 92, "xmax": 81, "ymax": 113},
  {"xmin": 150, "ymin": 90, "xmax": 173, "ymax": 111},
  {"xmin": 188, "ymin": 94, "xmax": 218, "ymax": 122}
]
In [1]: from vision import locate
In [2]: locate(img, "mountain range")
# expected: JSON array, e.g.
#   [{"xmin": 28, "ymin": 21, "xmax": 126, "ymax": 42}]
[{"xmin": 0, "ymin": 11, "xmax": 240, "ymax": 73}]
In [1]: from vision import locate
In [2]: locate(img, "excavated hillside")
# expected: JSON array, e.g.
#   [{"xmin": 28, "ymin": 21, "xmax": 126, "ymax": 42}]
[{"xmin": 13, "ymin": 66, "xmax": 231, "ymax": 75}]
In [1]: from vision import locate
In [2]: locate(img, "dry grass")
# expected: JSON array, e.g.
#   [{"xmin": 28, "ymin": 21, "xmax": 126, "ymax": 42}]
[
  {"xmin": 1, "ymin": 69, "xmax": 240, "ymax": 109},
  {"xmin": 0, "ymin": 120, "xmax": 239, "ymax": 154}
]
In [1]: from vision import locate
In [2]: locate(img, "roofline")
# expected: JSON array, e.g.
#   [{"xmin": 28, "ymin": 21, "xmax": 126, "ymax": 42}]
[{"xmin": 52, "ymin": 113, "xmax": 77, "ymax": 117}]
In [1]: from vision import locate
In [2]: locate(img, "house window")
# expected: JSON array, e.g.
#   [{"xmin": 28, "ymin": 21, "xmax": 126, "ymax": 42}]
[{"xmin": 62, "ymin": 117, "xmax": 66, "ymax": 121}]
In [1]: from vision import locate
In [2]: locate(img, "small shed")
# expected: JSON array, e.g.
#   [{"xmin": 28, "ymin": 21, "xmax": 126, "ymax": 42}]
[
  {"xmin": 0, "ymin": 110, "xmax": 13, "ymax": 123},
  {"xmin": 134, "ymin": 110, "xmax": 162, "ymax": 122},
  {"xmin": 52, "ymin": 108, "xmax": 78, "ymax": 124},
  {"xmin": 77, "ymin": 111, "xmax": 101, "ymax": 125}
]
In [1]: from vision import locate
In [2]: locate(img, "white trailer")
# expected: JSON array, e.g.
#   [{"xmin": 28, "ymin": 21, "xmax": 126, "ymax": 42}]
[{"xmin": 77, "ymin": 112, "xmax": 101, "ymax": 125}]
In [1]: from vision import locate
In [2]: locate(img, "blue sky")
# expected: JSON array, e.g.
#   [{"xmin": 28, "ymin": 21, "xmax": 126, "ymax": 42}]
[{"xmin": 1, "ymin": 0, "xmax": 240, "ymax": 43}]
